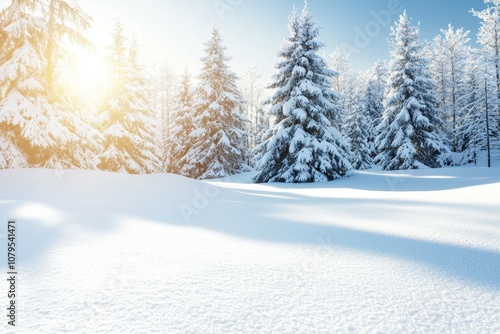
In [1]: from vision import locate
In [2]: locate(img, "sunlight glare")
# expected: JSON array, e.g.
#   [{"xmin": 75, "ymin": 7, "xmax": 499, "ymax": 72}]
[{"xmin": 71, "ymin": 52, "xmax": 111, "ymax": 97}]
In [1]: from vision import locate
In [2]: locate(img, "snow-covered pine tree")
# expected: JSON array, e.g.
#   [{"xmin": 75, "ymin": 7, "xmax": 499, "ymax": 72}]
[
  {"xmin": 375, "ymin": 11, "xmax": 452, "ymax": 170},
  {"xmin": 166, "ymin": 68, "xmax": 195, "ymax": 174},
  {"xmin": 156, "ymin": 62, "xmax": 178, "ymax": 171},
  {"xmin": 124, "ymin": 35, "xmax": 161, "ymax": 172},
  {"xmin": 98, "ymin": 23, "xmax": 160, "ymax": 174},
  {"xmin": 252, "ymin": 103, "xmax": 269, "ymax": 165},
  {"xmin": 178, "ymin": 27, "xmax": 248, "ymax": 179},
  {"xmin": 365, "ymin": 60, "xmax": 387, "ymax": 157},
  {"xmin": 98, "ymin": 21, "xmax": 128, "ymax": 172},
  {"xmin": 41, "ymin": 0, "xmax": 92, "ymax": 98},
  {"xmin": 346, "ymin": 91, "xmax": 373, "ymax": 170},
  {"xmin": 253, "ymin": 5, "xmax": 351, "ymax": 183},
  {"xmin": 428, "ymin": 25, "xmax": 472, "ymax": 153},
  {"xmin": 37, "ymin": 0, "xmax": 101, "ymax": 170},
  {"xmin": 252, "ymin": 9, "xmax": 302, "ymax": 169},
  {"xmin": 0, "ymin": 0, "xmax": 65, "ymax": 168}
]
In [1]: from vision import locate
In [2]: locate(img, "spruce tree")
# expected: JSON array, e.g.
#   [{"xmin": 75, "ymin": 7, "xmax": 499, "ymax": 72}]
[
  {"xmin": 346, "ymin": 93, "xmax": 373, "ymax": 170},
  {"xmin": 0, "ymin": 0, "xmax": 100, "ymax": 170},
  {"xmin": 254, "ymin": 5, "xmax": 351, "ymax": 183},
  {"xmin": 167, "ymin": 68, "xmax": 195, "ymax": 174},
  {"xmin": 40, "ymin": 0, "xmax": 100, "ymax": 170},
  {"xmin": 252, "ymin": 9, "xmax": 302, "ymax": 169},
  {"xmin": 365, "ymin": 61, "xmax": 387, "ymax": 157},
  {"xmin": 178, "ymin": 27, "xmax": 248, "ymax": 179},
  {"xmin": 0, "ymin": 0, "xmax": 63, "ymax": 168},
  {"xmin": 98, "ymin": 23, "xmax": 160, "ymax": 174},
  {"xmin": 156, "ymin": 62, "xmax": 178, "ymax": 171},
  {"xmin": 375, "ymin": 12, "xmax": 452, "ymax": 170}
]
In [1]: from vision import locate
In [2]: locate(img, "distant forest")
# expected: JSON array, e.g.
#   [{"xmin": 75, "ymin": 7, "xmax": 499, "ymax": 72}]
[{"xmin": 0, "ymin": 0, "xmax": 498, "ymax": 182}]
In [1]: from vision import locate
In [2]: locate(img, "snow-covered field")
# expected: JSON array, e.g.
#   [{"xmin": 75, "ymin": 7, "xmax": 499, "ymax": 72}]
[{"xmin": 0, "ymin": 164, "xmax": 499, "ymax": 333}]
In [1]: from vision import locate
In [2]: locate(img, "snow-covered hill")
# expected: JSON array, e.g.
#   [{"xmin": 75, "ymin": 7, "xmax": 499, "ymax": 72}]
[{"xmin": 0, "ymin": 165, "xmax": 499, "ymax": 333}]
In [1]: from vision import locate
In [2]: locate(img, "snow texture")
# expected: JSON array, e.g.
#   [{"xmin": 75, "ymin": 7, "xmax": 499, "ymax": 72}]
[{"xmin": 0, "ymin": 162, "xmax": 499, "ymax": 333}]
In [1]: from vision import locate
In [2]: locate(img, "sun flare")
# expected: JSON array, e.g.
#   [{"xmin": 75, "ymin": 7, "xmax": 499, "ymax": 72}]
[{"xmin": 69, "ymin": 52, "xmax": 111, "ymax": 97}]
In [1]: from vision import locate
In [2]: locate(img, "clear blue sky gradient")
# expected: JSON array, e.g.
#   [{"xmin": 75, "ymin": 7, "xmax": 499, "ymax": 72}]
[{"xmin": 0, "ymin": 0, "xmax": 490, "ymax": 78}]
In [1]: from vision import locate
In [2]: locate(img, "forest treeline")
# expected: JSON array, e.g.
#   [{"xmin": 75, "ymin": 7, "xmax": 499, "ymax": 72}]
[{"xmin": 0, "ymin": 0, "xmax": 499, "ymax": 182}]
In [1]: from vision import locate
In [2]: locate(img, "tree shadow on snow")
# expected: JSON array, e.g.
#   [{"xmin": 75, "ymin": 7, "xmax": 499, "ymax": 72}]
[
  {"xmin": 0, "ymin": 169, "xmax": 498, "ymax": 290},
  {"xmin": 169, "ymin": 182, "xmax": 500, "ymax": 289}
]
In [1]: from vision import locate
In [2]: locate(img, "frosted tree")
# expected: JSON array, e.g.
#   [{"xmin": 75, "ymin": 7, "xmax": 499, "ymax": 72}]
[
  {"xmin": 0, "ymin": 0, "xmax": 99, "ymax": 169},
  {"xmin": 156, "ymin": 62, "xmax": 178, "ymax": 170},
  {"xmin": 0, "ymin": 0, "xmax": 63, "ymax": 168},
  {"xmin": 472, "ymin": 0, "xmax": 500, "ymax": 154},
  {"xmin": 428, "ymin": 25, "xmax": 472, "ymax": 153},
  {"xmin": 124, "ymin": 35, "xmax": 161, "ymax": 172},
  {"xmin": 39, "ymin": 0, "xmax": 100, "ymax": 169},
  {"xmin": 240, "ymin": 64, "xmax": 266, "ymax": 159},
  {"xmin": 41, "ymin": 0, "xmax": 92, "ymax": 98},
  {"xmin": 346, "ymin": 92, "xmax": 373, "ymax": 170},
  {"xmin": 375, "ymin": 12, "xmax": 451, "ymax": 170},
  {"xmin": 427, "ymin": 34, "xmax": 448, "ymax": 128},
  {"xmin": 98, "ymin": 21, "xmax": 127, "ymax": 172},
  {"xmin": 473, "ymin": 0, "xmax": 500, "ymax": 99},
  {"xmin": 254, "ymin": 5, "xmax": 352, "ymax": 183},
  {"xmin": 98, "ymin": 24, "xmax": 161, "ymax": 174},
  {"xmin": 328, "ymin": 47, "xmax": 351, "ymax": 129},
  {"xmin": 328, "ymin": 47, "xmax": 351, "ymax": 97},
  {"xmin": 456, "ymin": 54, "xmax": 488, "ymax": 164},
  {"xmin": 365, "ymin": 60, "xmax": 387, "ymax": 156},
  {"xmin": 178, "ymin": 27, "xmax": 248, "ymax": 179},
  {"xmin": 166, "ymin": 68, "xmax": 195, "ymax": 174},
  {"xmin": 252, "ymin": 9, "xmax": 302, "ymax": 168},
  {"xmin": 0, "ymin": 0, "xmax": 38, "ymax": 168}
]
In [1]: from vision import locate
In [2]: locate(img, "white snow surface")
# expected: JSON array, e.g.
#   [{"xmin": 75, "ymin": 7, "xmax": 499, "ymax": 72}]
[{"xmin": 0, "ymin": 164, "xmax": 499, "ymax": 333}]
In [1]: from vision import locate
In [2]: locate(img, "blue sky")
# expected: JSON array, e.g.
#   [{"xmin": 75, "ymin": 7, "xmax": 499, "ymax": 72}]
[
  {"xmin": 0, "ymin": 0, "xmax": 490, "ymax": 78},
  {"xmin": 79, "ymin": 0, "xmax": 487, "ymax": 78}
]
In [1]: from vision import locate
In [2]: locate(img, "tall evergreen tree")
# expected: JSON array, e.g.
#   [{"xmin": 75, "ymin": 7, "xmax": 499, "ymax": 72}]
[
  {"xmin": 252, "ymin": 9, "xmax": 302, "ymax": 168},
  {"xmin": 0, "ymin": 0, "xmax": 98, "ymax": 169},
  {"xmin": 42, "ymin": 0, "xmax": 92, "ymax": 99},
  {"xmin": 365, "ymin": 60, "xmax": 387, "ymax": 157},
  {"xmin": 0, "ymin": 0, "xmax": 62, "ymax": 168},
  {"xmin": 98, "ymin": 23, "xmax": 160, "ymax": 174},
  {"xmin": 39, "ymin": 0, "xmax": 99, "ymax": 169},
  {"xmin": 178, "ymin": 27, "xmax": 248, "ymax": 179},
  {"xmin": 156, "ymin": 62, "xmax": 178, "ymax": 171},
  {"xmin": 254, "ymin": 5, "xmax": 351, "ymax": 183},
  {"xmin": 375, "ymin": 12, "xmax": 451, "ymax": 170},
  {"xmin": 167, "ymin": 68, "xmax": 194, "ymax": 174},
  {"xmin": 346, "ymin": 92, "xmax": 373, "ymax": 170}
]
